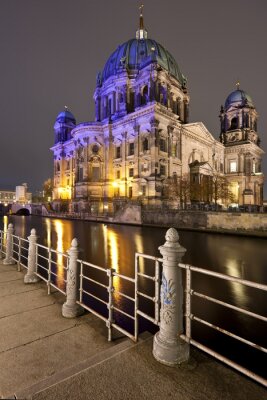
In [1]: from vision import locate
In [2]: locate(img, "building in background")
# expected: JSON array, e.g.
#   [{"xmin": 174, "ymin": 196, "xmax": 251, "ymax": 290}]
[
  {"xmin": 0, "ymin": 183, "xmax": 32, "ymax": 206},
  {"xmin": 51, "ymin": 9, "xmax": 264, "ymax": 212}
]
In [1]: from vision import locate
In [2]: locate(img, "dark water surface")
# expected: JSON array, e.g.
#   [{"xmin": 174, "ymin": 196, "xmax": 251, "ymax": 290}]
[{"xmin": 1, "ymin": 215, "xmax": 266, "ymax": 379}]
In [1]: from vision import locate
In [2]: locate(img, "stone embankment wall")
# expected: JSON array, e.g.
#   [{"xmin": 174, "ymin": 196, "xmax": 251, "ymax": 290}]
[
  {"xmin": 142, "ymin": 210, "xmax": 208, "ymax": 229},
  {"xmin": 142, "ymin": 209, "xmax": 267, "ymax": 235},
  {"xmin": 207, "ymin": 212, "xmax": 267, "ymax": 231},
  {"xmin": 114, "ymin": 204, "xmax": 142, "ymax": 224}
]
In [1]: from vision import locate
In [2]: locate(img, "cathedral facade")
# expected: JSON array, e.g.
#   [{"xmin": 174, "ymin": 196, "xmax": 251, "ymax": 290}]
[{"xmin": 51, "ymin": 12, "xmax": 264, "ymax": 212}]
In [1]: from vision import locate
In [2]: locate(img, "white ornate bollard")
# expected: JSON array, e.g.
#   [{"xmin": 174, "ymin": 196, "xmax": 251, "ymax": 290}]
[
  {"xmin": 24, "ymin": 229, "xmax": 39, "ymax": 283},
  {"xmin": 3, "ymin": 223, "xmax": 15, "ymax": 265},
  {"xmin": 62, "ymin": 238, "xmax": 84, "ymax": 318},
  {"xmin": 153, "ymin": 228, "xmax": 189, "ymax": 365}
]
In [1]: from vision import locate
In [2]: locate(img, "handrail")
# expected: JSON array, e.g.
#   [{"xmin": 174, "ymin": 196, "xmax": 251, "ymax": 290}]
[{"xmin": 180, "ymin": 262, "xmax": 267, "ymax": 387}]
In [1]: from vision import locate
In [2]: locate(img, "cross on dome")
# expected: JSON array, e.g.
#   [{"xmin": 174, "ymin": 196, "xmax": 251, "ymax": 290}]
[{"xmin": 136, "ymin": 4, "xmax": 147, "ymax": 39}]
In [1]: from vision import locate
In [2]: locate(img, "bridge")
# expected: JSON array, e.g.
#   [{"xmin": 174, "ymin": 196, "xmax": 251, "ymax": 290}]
[{"xmin": 10, "ymin": 203, "xmax": 48, "ymax": 216}]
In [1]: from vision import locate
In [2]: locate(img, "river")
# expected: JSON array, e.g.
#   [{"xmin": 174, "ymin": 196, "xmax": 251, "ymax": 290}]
[{"xmin": 1, "ymin": 215, "xmax": 266, "ymax": 379}]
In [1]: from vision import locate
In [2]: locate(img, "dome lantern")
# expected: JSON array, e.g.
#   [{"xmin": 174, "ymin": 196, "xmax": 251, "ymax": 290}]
[{"xmin": 136, "ymin": 5, "xmax": 148, "ymax": 40}]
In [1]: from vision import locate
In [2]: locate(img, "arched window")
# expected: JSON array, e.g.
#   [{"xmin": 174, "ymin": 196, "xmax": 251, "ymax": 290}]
[
  {"xmin": 230, "ymin": 117, "xmax": 238, "ymax": 130},
  {"xmin": 141, "ymin": 85, "xmax": 149, "ymax": 105}
]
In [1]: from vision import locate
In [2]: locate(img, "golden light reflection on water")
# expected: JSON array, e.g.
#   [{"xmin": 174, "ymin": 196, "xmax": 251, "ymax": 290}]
[
  {"xmin": 45, "ymin": 219, "xmax": 52, "ymax": 248},
  {"xmin": 51, "ymin": 219, "xmax": 73, "ymax": 290},
  {"xmin": 224, "ymin": 258, "xmax": 246, "ymax": 306},
  {"xmin": 134, "ymin": 233, "xmax": 144, "ymax": 273},
  {"xmin": 104, "ymin": 226, "xmax": 120, "ymax": 299},
  {"xmin": 3, "ymin": 216, "xmax": 8, "ymax": 246},
  {"xmin": 54, "ymin": 220, "xmax": 64, "ymax": 289},
  {"xmin": 3, "ymin": 215, "xmax": 8, "ymax": 232}
]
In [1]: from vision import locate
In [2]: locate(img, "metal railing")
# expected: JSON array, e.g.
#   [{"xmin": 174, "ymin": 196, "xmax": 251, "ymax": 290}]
[
  {"xmin": 0, "ymin": 228, "xmax": 160, "ymax": 343},
  {"xmin": 35, "ymin": 243, "xmax": 68, "ymax": 295},
  {"xmin": 1, "ymin": 226, "xmax": 266, "ymax": 386},
  {"xmin": 12, "ymin": 234, "xmax": 29, "ymax": 270},
  {"xmin": 135, "ymin": 252, "xmax": 162, "ymax": 328},
  {"xmin": 179, "ymin": 263, "xmax": 267, "ymax": 386},
  {"xmin": 0, "ymin": 229, "xmax": 7, "ymax": 257},
  {"xmin": 75, "ymin": 253, "xmax": 162, "ymax": 342}
]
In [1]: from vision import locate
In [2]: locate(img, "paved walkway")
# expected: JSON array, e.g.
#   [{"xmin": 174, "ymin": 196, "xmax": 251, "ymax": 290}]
[{"xmin": 0, "ymin": 260, "xmax": 266, "ymax": 400}]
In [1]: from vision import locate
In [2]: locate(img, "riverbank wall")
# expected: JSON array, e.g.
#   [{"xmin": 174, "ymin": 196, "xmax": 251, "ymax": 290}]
[
  {"xmin": 141, "ymin": 209, "xmax": 267, "ymax": 236},
  {"xmin": 35, "ymin": 206, "xmax": 267, "ymax": 237}
]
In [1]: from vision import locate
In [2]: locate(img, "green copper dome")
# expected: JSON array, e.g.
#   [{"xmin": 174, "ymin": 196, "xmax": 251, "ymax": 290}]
[{"xmin": 100, "ymin": 38, "xmax": 186, "ymax": 86}]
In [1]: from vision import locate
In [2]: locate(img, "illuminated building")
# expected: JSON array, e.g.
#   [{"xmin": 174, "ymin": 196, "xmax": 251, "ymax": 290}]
[
  {"xmin": 51, "ymin": 9, "xmax": 264, "ymax": 212},
  {"xmin": 0, "ymin": 184, "xmax": 32, "ymax": 205}
]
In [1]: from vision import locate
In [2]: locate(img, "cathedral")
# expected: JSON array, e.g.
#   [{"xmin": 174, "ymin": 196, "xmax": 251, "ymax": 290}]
[{"xmin": 51, "ymin": 10, "xmax": 264, "ymax": 212}]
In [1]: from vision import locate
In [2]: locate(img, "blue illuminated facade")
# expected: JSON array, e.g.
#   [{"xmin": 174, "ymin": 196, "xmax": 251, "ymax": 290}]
[{"xmin": 51, "ymin": 11, "xmax": 264, "ymax": 212}]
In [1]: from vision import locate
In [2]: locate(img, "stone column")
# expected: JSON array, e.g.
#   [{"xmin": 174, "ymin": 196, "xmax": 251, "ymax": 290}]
[
  {"xmin": 24, "ymin": 229, "xmax": 39, "ymax": 283},
  {"xmin": 184, "ymin": 100, "xmax": 189, "ymax": 123},
  {"xmin": 153, "ymin": 228, "xmax": 189, "ymax": 365},
  {"xmin": 62, "ymin": 238, "xmax": 84, "ymax": 318},
  {"xmin": 3, "ymin": 223, "xmax": 15, "ymax": 265}
]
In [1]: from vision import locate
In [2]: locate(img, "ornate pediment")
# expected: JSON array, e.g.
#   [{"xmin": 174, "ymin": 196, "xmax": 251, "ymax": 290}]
[{"xmin": 183, "ymin": 122, "xmax": 216, "ymax": 143}]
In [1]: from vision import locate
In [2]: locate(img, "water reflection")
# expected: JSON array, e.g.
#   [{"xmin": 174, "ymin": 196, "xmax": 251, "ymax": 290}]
[
  {"xmin": 45, "ymin": 219, "xmax": 52, "ymax": 248},
  {"xmin": 134, "ymin": 233, "xmax": 145, "ymax": 273},
  {"xmin": 3, "ymin": 215, "xmax": 8, "ymax": 232},
  {"xmin": 3, "ymin": 215, "xmax": 8, "ymax": 246},
  {"xmin": 47, "ymin": 219, "xmax": 74, "ymax": 290},
  {"xmin": 105, "ymin": 226, "xmax": 120, "ymax": 301},
  {"xmin": 54, "ymin": 220, "xmax": 65, "ymax": 289},
  {"xmin": 224, "ymin": 258, "xmax": 248, "ymax": 308}
]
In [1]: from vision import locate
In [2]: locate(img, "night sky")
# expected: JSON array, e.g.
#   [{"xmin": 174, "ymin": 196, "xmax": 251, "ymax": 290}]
[{"xmin": 1, "ymin": 0, "xmax": 266, "ymax": 197}]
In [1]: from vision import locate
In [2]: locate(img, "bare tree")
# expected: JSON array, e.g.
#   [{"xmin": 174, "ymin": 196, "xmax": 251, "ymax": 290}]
[{"xmin": 43, "ymin": 178, "xmax": 53, "ymax": 201}]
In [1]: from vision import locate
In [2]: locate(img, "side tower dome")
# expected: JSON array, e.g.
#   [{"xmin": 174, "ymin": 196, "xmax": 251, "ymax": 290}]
[
  {"xmin": 54, "ymin": 107, "xmax": 76, "ymax": 144},
  {"xmin": 94, "ymin": 8, "xmax": 189, "ymax": 123},
  {"xmin": 220, "ymin": 84, "xmax": 264, "ymax": 207},
  {"xmin": 219, "ymin": 85, "xmax": 259, "ymax": 146}
]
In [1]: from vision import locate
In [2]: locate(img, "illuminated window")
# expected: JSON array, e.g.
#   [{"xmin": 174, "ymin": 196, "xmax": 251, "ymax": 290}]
[
  {"xmin": 230, "ymin": 161, "xmax": 237, "ymax": 172},
  {"xmin": 252, "ymin": 160, "xmax": 256, "ymax": 174}
]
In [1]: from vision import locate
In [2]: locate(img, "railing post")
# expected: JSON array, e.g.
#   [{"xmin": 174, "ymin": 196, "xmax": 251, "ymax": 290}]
[
  {"xmin": 3, "ymin": 224, "xmax": 15, "ymax": 265},
  {"xmin": 24, "ymin": 229, "xmax": 39, "ymax": 283},
  {"xmin": 153, "ymin": 227, "xmax": 189, "ymax": 365},
  {"xmin": 17, "ymin": 237, "xmax": 22, "ymax": 271},
  {"xmin": 106, "ymin": 268, "xmax": 115, "ymax": 341},
  {"xmin": 62, "ymin": 238, "xmax": 84, "ymax": 318}
]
